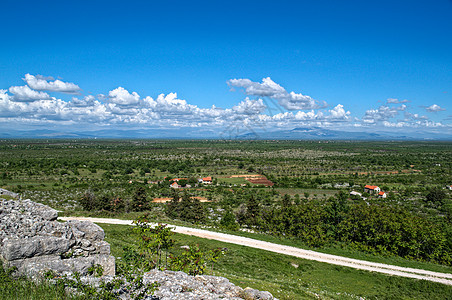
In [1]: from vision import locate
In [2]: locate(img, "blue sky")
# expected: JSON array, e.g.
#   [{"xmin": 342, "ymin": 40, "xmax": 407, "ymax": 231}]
[{"xmin": 1, "ymin": 0, "xmax": 451, "ymax": 138}]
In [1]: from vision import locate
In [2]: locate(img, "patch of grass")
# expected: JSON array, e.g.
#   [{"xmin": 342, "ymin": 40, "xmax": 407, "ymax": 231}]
[
  {"xmin": 0, "ymin": 195, "xmax": 17, "ymax": 201},
  {"xmin": 213, "ymin": 228, "xmax": 452, "ymax": 275},
  {"xmin": 217, "ymin": 177, "xmax": 249, "ymax": 185},
  {"xmin": 0, "ymin": 261, "xmax": 69, "ymax": 300},
  {"xmin": 100, "ymin": 223, "xmax": 452, "ymax": 300}
]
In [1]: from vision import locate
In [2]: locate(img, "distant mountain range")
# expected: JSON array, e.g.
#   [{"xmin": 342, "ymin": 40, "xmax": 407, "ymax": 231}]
[
  {"xmin": 239, "ymin": 127, "xmax": 451, "ymax": 140},
  {"xmin": 0, "ymin": 127, "xmax": 450, "ymax": 140}
]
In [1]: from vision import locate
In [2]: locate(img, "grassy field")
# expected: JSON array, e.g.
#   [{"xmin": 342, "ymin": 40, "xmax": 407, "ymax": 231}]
[
  {"xmin": 60, "ymin": 209, "xmax": 452, "ymax": 275},
  {"xmin": 100, "ymin": 223, "xmax": 452, "ymax": 300},
  {"xmin": 275, "ymin": 188, "xmax": 340, "ymax": 198}
]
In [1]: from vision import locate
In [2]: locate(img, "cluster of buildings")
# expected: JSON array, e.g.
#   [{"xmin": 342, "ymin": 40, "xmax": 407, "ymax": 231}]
[{"xmin": 169, "ymin": 177, "xmax": 212, "ymax": 189}]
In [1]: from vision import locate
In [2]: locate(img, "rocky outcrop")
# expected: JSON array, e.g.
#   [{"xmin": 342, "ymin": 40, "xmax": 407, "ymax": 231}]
[
  {"xmin": 0, "ymin": 188, "xmax": 19, "ymax": 199},
  {"xmin": 144, "ymin": 269, "xmax": 274, "ymax": 300},
  {"xmin": 74, "ymin": 269, "xmax": 275, "ymax": 300},
  {"xmin": 0, "ymin": 198, "xmax": 115, "ymax": 278}
]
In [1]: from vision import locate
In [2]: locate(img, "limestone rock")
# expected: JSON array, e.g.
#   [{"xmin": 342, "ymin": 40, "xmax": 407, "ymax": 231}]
[
  {"xmin": 0, "ymin": 196, "xmax": 115, "ymax": 279},
  {"xmin": 67, "ymin": 220, "xmax": 105, "ymax": 241},
  {"xmin": 1, "ymin": 236, "xmax": 74, "ymax": 260},
  {"xmin": 244, "ymin": 287, "xmax": 274, "ymax": 300}
]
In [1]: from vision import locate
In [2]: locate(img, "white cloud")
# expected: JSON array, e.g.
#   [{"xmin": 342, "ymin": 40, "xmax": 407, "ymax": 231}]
[
  {"xmin": 108, "ymin": 87, "xmax": 140, "ymax": 106},
  {"xmin": 227, "ymin": 77, "xmax": 285, "ymax": 97},
  {"xmin": 362, "ymin": 104, "xmax": 406, "ymax": 123},
  {"xmin": 71, "ymin": 95, "xmax": 96, "ymax": 107},
  {"xmin": 144, "ymin": 93, "xmax": 197, "ymax": 114},
  {"xmin": 328, "ymin": 104, "xmax": 350, "ymax": 120},
  {"xmin": 24, "ymin": 74, "xmax": 81, "ymax": 94},
  {"xmin": 269, "ymin": 104, "xmax": 350, "ymax": 124},
  {"xmin": 8, "ymin": 85, "xmax": 52, "ymax": 102},
  {"xmin": 387, "ymin": 98, "xmax": 409, "ymax": 104},
  {"xmin": 404, "ymin": 112, "xmax": 427, "ymax": 121},
  {"xmin": 231, "ymin": 98, "xmax": 266, "ymax": 115},
  {"xmin": 383, "ymin": 121, "xmax": 406, "ymax": 127},
  {"xmin": 425, "ymin": 104, "xmax": 445, "ymax": 112},
  {"xmin": 2, "ymin": 74, "xmax": 450, "ymax": 134},
  {"xmin": 227, "ymin": 77, "xmax": 326, "ymax": 110}
]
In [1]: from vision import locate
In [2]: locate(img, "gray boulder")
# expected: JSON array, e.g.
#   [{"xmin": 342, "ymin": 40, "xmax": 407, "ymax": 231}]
[
  {"xmin": 1, "ymin": 236, "xmax": 74, "ymax": 261},
  {"xmin": 0, "ymin": 196, "xmax": 115, "ymax": 279},
  {"xmin": 67, "ymin": 220, "xmax": 105, "ymax": 241},
  {"xmin": 31, "ymin": 200, "xmax": 58, "ymax": 221}
]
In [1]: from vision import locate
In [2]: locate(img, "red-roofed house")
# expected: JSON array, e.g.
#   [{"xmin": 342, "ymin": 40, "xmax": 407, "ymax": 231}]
[
  {"xmin": 199, "ymin": 177, "xmax": 212, "ymax": 184},
  {"xmin": 170, "ymin": 182, "xmax": 180, "ymax": 189},
  {"xmin": 378, "ymin": 191, "xmax": 387, "ymax": 198},
  {"xmin": 364, "ymin": 185, "xmax": 381, "ymax": 194}
]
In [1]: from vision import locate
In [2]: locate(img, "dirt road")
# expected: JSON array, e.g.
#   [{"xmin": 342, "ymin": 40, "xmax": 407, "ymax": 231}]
[{"xmin": 59, "ymin": 216, "xmax": 452, "ymax": 285}]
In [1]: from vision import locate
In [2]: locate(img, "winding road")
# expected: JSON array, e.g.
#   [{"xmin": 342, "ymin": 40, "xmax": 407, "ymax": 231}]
[{"xmin": 59, "ymin": 216, "xmax": 452, "ymax": 286}]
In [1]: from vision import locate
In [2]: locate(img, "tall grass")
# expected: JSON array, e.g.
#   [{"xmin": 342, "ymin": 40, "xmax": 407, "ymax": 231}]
[{"xmin": 0, "ymin": 262, "xmax": 69, "ymax": 300}]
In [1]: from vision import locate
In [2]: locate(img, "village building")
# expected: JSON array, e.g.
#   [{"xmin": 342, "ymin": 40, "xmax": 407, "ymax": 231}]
[
  {"xmin": 199, "ymin": 177, "xmax": 212, "ymax": 184},
  {"xmin": 170, "ymin": 182, "xmax": 181, "ymax": 189},
  {"xmin": 364, "ymin": 185, "xmax": 381, "ymax": 194},
  {"xmin": 378, "ymin": 191, "xmax": 387, "ymax": 198}
]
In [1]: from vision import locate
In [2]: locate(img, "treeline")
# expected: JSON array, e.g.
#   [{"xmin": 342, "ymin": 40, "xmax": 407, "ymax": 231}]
[
  {"xmin": 237, "ymin": 193, "xmax": 452, "ymax": 265},
  {"xmin": 79, "ymin": 186, "xmax": 149, "ymax": 212}
]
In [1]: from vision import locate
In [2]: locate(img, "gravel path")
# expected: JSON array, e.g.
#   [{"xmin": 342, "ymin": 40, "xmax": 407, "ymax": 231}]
[{"xmin": 59, "ymin": 216, "xmax": 452, "ymax": 286}]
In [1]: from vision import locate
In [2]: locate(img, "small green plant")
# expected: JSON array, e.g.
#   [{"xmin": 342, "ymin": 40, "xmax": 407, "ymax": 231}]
[
  {"xmin": 169, "ymin": 244, "xmax": 224, "ymax": 275},
  {"xmin": 60, "ymin": 250, "xmax": 74, "ymax": 259},
  {"xmin": 88, "ymin": 264, "xmax": 104, "ymax": 277},
  {"xmin": 133, "ymin": 214, "xmax": 175, "ymax": 269}
]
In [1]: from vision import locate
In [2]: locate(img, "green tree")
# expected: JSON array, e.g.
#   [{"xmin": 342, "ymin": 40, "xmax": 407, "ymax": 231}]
[
  {"xmin": 220, "ymin": 210, "xmax": 239, "ymax": 231},
  {"xmin": 133, "ymin": 214, "xmax": 175, "ymax": 269},
  {"xmin": 131, "ymin": 186, "xmax": 147, "ymax": 211},
  {"xmin": 426, "ymin": 188, "xmax": 447, "ymax": 208},
  {"xmin": 281, "ymin": 194, "xmax": 291, "ymax": 208},
  {"xmin": 79, "ymin": 190, "xmax": 96, "ymax": 211},
  {"xmin": 245, "ymin": 194, "xmax": 260, "ymax": 227}
]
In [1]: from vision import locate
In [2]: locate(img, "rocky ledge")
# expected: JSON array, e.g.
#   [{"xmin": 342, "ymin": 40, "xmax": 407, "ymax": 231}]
[
  {"xmin": 0, "ymin": 198, "xmax": 115, "ymax": 277},
  {"xmin": 76, "ymin": 269, "xmax": 275, "ymax": 300}
]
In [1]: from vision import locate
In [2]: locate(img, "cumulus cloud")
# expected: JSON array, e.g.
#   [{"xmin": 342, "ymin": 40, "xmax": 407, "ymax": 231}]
[
  {"xmin": 9, "ymin": 85, "xmax": 52, "ymax": 102},
  {"xmin": 269, "ymin": 104, "xmax": 350, "ymax": 124},
  {"xmin": 2, "ymin": 74, "xmax": 450, "ymax": 134},
  {"xmin": 382, "ymin": 120, "xmax": 444, "ymax": 128},
  {"xmin": 359, "ymin": 101, "xmax": 448, "ymax": 130},
  {"xmin": 386, "ymin": 98, "xmax": 409, "ymax": 104},
  {"xmin": 362, "ymin": 105, "xmax": 406, "ymax": 124},
  {"xmin": 144, "ymin": 93, "xmax": 197, "ymax": 114},
  {"xmin": 425, "ymin": 104, "xmax": 445, "ymax": 112},
  {"xmin": 227, "ymin": 77, "xmax": 326, "ymax": 110},
  {"xmin": 231, "ymin": 98, "xmax": 266, "ymax": 115},
  {"xmin": 108, "ymin": 87, "xmax": 140, "ymax": 106},
  {"xmin": 404, "ymin": 112, "xmax": 427, "ymax": 121},
  {"xmin": 24, "ymin": 74, "xmax": 81, "ymax": 94},
  {"xmin": 71, "ymin": 95, "xmax": 96, "ymax": 107},
  {"xmin": 328, "ymin": 104, "xmax": 350, "ymax": 120}
]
